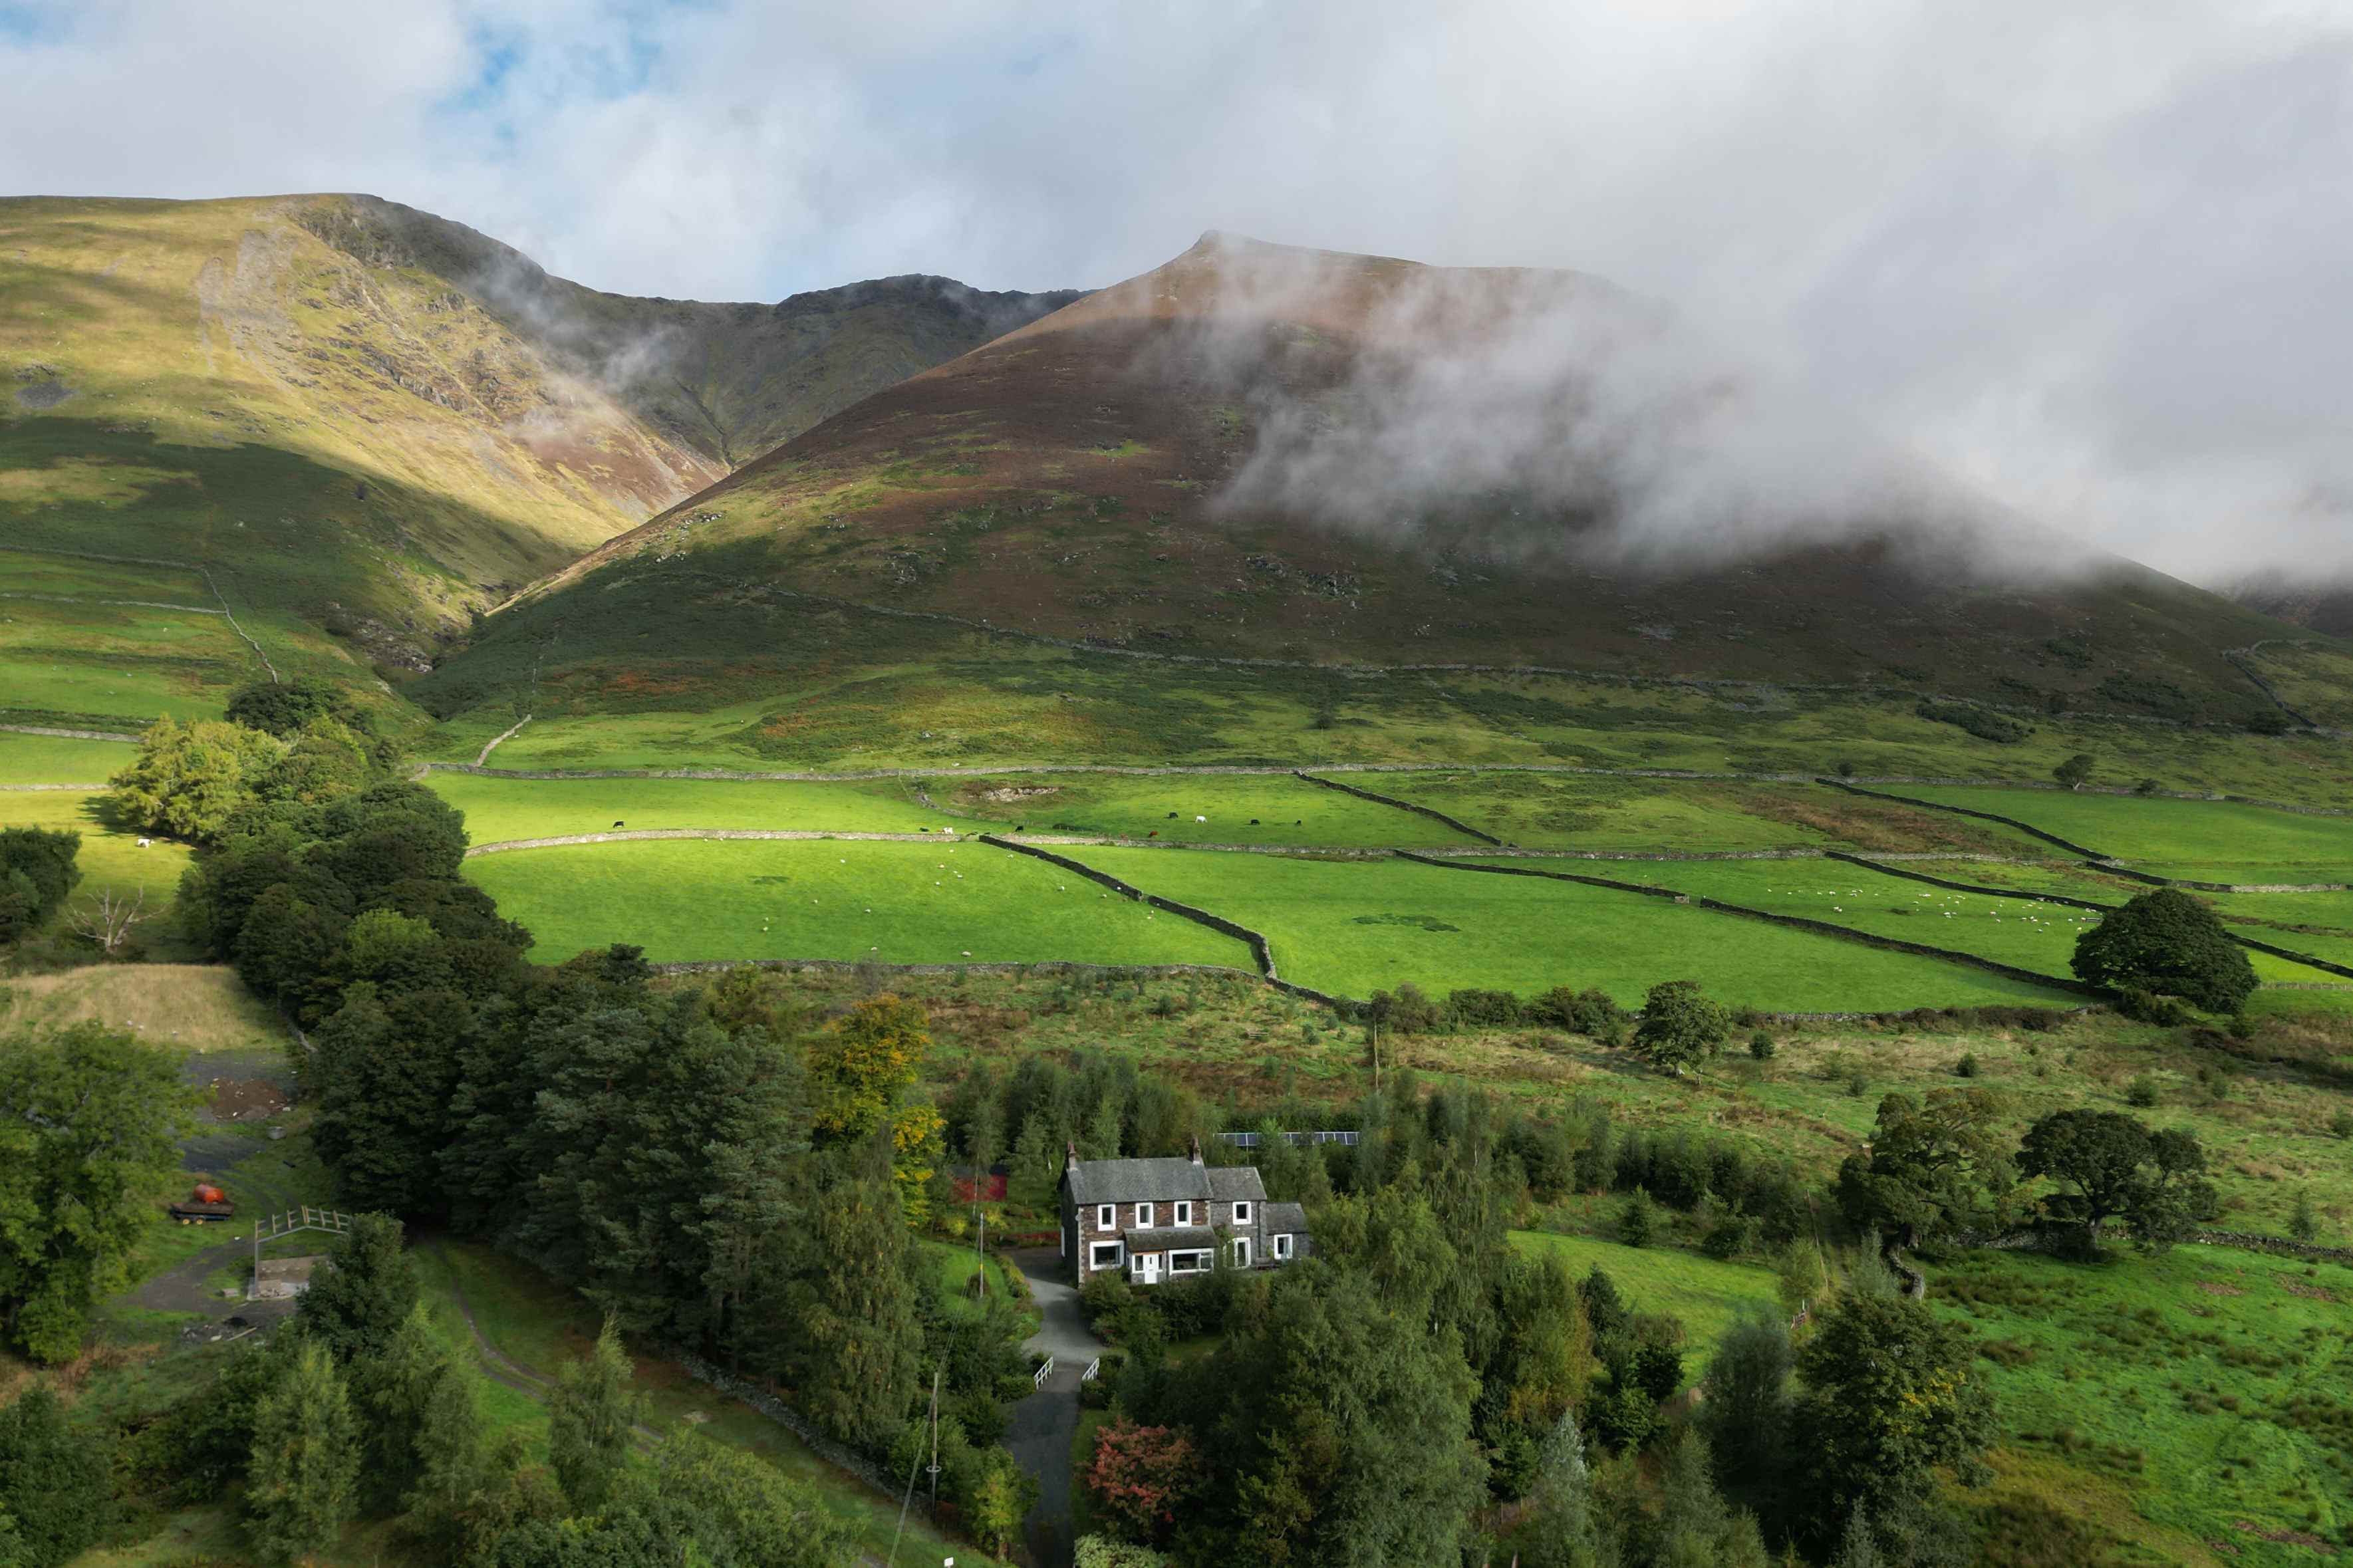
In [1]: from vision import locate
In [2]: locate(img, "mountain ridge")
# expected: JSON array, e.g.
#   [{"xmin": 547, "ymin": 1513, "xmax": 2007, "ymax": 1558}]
[{"xmin": 0, "ymin": 193, "xmax": 1076, "ymax": 670}]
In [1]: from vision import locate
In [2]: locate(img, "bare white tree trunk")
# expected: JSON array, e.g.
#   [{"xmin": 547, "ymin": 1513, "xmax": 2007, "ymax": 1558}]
[{"xmin": 68, "ymin": 888, "xmax": 148, "ymax": 957}]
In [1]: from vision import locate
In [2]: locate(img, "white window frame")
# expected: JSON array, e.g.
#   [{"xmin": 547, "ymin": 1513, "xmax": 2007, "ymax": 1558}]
[
  {"xmin": 1089, "ymin": 1240, "xmax": 1123, "ymax": 1271},
  {"xmin": 1134, "ymin": 1202, "xmax": 1152, "ymax": 1228},
  {"xmin": 1273, "ymin": 1233, "xmax": 1293, "ymax": 1260},
  {"xmin": 1096, "ymin": 1204, "xmax": 1116, "ymax": 1230},
  {"xmin": 1173, "ymin": 1200, "xmax": 1192, "ymax": 1226},
  {"xmin": 1232, "ymin": 1236, "xmax": 1253, "ymax": 1269},
  {"xmin": 1169, "ymin": 1249, "xmax": 1212, "ymax": 1274},
  {"xmin": 1231, "ymin": 1200, "xmax": 1252, "ymax": 1226}
]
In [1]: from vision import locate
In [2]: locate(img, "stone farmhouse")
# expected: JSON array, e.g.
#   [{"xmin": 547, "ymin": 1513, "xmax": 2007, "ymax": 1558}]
[{"xmin": 1061, "ymin": 1138, "xmax": 1312, "ymax": 1285}]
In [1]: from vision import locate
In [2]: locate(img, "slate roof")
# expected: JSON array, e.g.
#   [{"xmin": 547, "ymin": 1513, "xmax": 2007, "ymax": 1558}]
[
  {"xmin": 1264, "ymin": 1202, "xmax": 1312, "ymax": 1237},
  {"xmin": 1206, "ymin": 1166, "xmax": 1269, "ymax": 1203},
  {"xmin": 1066, "ymin": 1156, "xmax": 1207, "ymax": 1206}
]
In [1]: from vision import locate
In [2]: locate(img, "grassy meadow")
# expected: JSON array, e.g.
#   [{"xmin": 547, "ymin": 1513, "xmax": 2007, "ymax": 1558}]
[
  {"xmin": 463, "ymin": 837, "xmax": 1257, "ymax": 968},
  {"xmin": 426, "ymin": 769, "xmax": 964, "ymax": 841},
  {"xmin": 0, "ymin": 730, "xmax": 136, "ymax": 783}
]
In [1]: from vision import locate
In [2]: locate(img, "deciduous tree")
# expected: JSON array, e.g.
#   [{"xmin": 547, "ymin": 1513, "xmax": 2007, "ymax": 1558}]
[
  {"xmin": 549, "ymin": 1317, "xmax": 646, "ymax": 1513},
  {"xmin": 1085, "ymin": 1419, "xmax": 1203, "ymax": 1542},
  {"xmin": 2017, "ymin": 1109, "xmax": 2214, "ymax": 1248},
  {"xmin": 0, "ymin": 1023, "xmax": 193, "ymax": 1361},
  {"xmin": 1633, "ymin": 981, "xmax": 1730, "ymax": 1074},
  {"xmin": 808, "ymin": 993, "xmax": 928, "ymax": 1143},
  {"xmin": 1792, "ymin": 1293, "xmax": 1994, "ymax": 1537},
  {"xmin": 2071, "ymin": 888, "xmax": 2257, "ymax": 1013}
]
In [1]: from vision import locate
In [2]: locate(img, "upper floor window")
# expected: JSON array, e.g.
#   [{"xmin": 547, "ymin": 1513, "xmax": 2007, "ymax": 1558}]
[
  {"xmin": 1134, "ymin": 1202, "xmax": 1153, "ymax": 1228},
  {"xmin": 1097, "ymin": 1204, "xmax": 1115, "ymax": 1230},
  {"xmin": 1173, "ymin": 1201, "xmax": 1192, "ymax": 1226},
  {"xmin": 1231, "ymin": 1200, "xmax": 1252, "ymax": 1226}
]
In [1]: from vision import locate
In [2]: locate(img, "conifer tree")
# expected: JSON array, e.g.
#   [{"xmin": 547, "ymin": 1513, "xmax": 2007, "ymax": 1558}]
[
  {"xmin": 790, "ymin": 1176, "xmax": 922, "ymax": 1450},
  {"xmin": 246, "ymin": 1341, "xmax": 361, "ymax": 1564}
]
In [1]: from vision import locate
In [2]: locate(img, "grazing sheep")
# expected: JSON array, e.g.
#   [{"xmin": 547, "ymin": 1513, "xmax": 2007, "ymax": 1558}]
[{"xmin": 613, "ymin": 820, "xmax": 625, "ymax": 828}]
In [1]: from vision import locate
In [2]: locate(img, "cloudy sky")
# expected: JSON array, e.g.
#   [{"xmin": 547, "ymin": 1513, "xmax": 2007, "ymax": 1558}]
[{"xmin": 4, "ymin": 0, "xmax": 2348, "ymax": 583}]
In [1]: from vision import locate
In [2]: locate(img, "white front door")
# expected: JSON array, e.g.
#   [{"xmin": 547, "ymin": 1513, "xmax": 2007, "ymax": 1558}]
[{"xmin": 1137, "ymin": 1252, "xmax": 1161, "ymax": 1285}]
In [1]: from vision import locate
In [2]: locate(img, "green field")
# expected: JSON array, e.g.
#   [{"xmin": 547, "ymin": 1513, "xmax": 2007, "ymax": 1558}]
[
  {"xmin": 0, "ymin": 789, "xmax": 194, "ymax": 939},
  {"xmin": 937, "ymin": 769, "xmax": 1471, "ymax": 846},
  {"xmin": 1064, "ymin": 847, "xmax": 2079, "ymax": 1009},
  {"xmin": 1590, "ymin": 859, "xmax": 2102, "ymax": 976},
  {"xmin": 0, "ymin": 730, "xmax": 134, "ymax": 782},
  {"xmin": 1894, "ymin": 786, "xmax": 2353, "ymax": 876},
  {"xmin": 1507, "ymin": 1231, "xmax": 1782, "ymax": 1381},
  {"xmin": 462, "ymin": 837, "xmax": 1256, "ymax": 968},
  {"xmin": 426, "ymin": 771, "xmax": 964, "ymax": 842}
]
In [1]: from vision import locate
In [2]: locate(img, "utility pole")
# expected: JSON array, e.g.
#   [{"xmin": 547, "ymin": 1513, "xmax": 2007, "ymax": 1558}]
[
  {"xmin": 1371, "ymin": 1021, "xmax": 1381, "ymax": 1093},
  {"xmin": 926, "ymin": 1368, "xmax": 942, "ymax": 1508},
  {"xmin": 975, "ymin": 1203, "xmax": 986, "ymax": 1299}
]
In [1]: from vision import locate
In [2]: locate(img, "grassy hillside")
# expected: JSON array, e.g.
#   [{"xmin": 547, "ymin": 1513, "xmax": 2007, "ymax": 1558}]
[
  {"xmin": 0, "ymin": 195, "xmax": 1073, "ymax": 679},
  {"xmin": 420, "ymin": 234, "xmax": 2350, "ymax": 749}
]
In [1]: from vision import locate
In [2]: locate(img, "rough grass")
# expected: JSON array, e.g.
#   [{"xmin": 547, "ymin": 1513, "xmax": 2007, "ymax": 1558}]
[
  {"xmin": 0, "ymin": 587, "xmax": 257, "ymax": 723},
  {"xmin": 1374, "ymin": 771, "xmax": 2030, "ymax": 855},
  {"xmin": 463, "ymin": 837, "xmax": 1256, "ymax": 968},
  {"xmin": 427, "ymin": 771, "xmax": 963, "ymax": 841},
  {"xmin": 0, "ymin": 964, "xmax": 280, "ymax": 1051},
  {"xmin": 1065, "ymin": 847, "xmax": 2080, "ymax": 1009},
  {"xmin": 0, "ymin": 730, "xmax": 136, "ymax": 783},
  {"xmin": 1930, "ymin": 1244, "xmax": 2353, "ymax": 1563}
]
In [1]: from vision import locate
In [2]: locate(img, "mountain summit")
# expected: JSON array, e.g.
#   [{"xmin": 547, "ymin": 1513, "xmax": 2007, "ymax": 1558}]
[{"xmin": 432, "ymin": 234, "xmax": 2298, "ymax": 726}]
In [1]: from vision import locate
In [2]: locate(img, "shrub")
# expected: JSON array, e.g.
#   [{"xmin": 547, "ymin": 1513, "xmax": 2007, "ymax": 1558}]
[
  {"xmin": 1365, "ymin": 981, "xmax": 1445, "ymax": 1034},
  {"xmin": 1076, "ymin": 1537, "xmax": 1175, "ymax": 1568},
  {"xmin": 1953, "ymin": 1053, "xmax": 1979, "ymax": 1079},
  {"xmin": 2330, "ymin": 1110, "xmax": 2353, "ymax": 1140},
  {"xmin": 1915, "ymin": 700, "xmax": 2029, "ymax": 743},
  {"xmin": 2124, "ymin": 1075, "xmax": 2161, "ymax": 1108},
  {"xmin": 1083, "ymin": 1419, "xmax": 1203, "ymax": 1543},
  {"xmin": 1844, "ymin": 1072, "xmax": 1871, "ymax": 1098},
  {"xmin": 1446, "ymin": 987, "xmax": 1523, "ymax": 1029},
  {"xmin": 1079, "ymin": 1271, "xmax": 1136, "ymax": 1333},
  {"xmin": 1748, "ymin": 1030, "xmax": 1775, "ymax": 1061}
]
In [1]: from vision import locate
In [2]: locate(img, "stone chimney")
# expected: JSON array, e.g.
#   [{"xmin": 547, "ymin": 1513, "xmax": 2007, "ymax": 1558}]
[
  {"xmin": 1066, "ymin": 1140, "xmax": 1080, "ymax": 1174},
  {"xmin": 1189, "ymin": 1133, "xmax": 1204, "ymax": 1166}
]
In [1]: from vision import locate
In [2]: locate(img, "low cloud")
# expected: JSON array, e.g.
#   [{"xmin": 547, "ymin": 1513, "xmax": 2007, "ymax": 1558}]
[{"xmin": 1202, "ymin": 243, "xmax": 2058, "ymax": 579}]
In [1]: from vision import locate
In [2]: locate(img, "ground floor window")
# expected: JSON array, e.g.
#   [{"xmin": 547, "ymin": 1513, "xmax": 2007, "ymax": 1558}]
[
  {"xmin": 1169, "ymin": 1249, "xmax": 1212, "ymax": 1274},
  {"xmin": 1089, "ymin": 1241, "xmax": 1122, "ymax": 1270},
  {"xmin": 1273, "ymin": 1233, "xmax": 1293, "ymax": 1260},
  {"xmin": 1233, "ymin": 1237, "xmax": 1253, "ymax": 1269}
]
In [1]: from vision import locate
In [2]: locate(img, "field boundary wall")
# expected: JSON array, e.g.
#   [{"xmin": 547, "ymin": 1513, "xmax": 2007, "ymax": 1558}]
[{"xmin": 1292, "ymin": 770, "xmax": 1502, "ymax": 845}]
